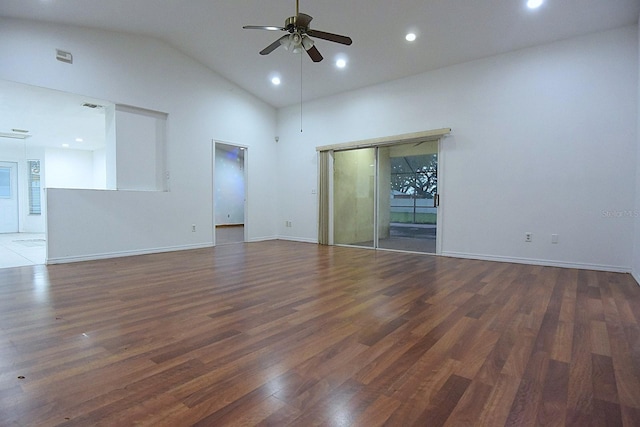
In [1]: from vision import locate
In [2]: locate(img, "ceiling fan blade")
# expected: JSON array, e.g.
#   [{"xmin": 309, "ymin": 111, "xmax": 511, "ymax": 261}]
[
  {"xmin": 306, "ymin": 45, "xmax": 323, "ymax": 62},
  {"xmin": 306, "ymin": 29, "xmax": 352, "ymax": 45},
  {"xmin": 243, "ymin": 25, "xmax": 286, "ymax": 31},
  {"xmin": 296, "ymin": 13, "xmax": 313, "ymax": 28},
  {"xmin": 260, "ymin": 35, "xmax": 289, "ymax": 55}
]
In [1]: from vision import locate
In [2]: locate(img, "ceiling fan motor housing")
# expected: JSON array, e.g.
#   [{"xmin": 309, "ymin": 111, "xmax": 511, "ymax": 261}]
[{"xmin": 285, "ymin": 16, "xmax": 297, "ymax": 31}]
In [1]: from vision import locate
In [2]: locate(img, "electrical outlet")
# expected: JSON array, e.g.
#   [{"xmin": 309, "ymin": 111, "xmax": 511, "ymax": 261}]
[
  {"xmin": 192, "ymin": 224, "xmax": 196, "ymax": 232},
  {"xmin": 525, "ymin": 232, "xmax": 532, "ymax": 243},
  {"xmin": 551, "ymin": 234, "xmax": 559, "ymax": 244}
]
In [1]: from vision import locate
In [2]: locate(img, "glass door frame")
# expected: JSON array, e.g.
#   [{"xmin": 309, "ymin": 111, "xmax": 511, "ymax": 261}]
[{"xmin": 320, "ymin": 129, "xmax": 449, "ymax": 255}]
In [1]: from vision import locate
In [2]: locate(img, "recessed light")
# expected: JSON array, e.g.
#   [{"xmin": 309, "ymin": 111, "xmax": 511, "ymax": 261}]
[
  {"xmin": 336, "ymin": 59, "xmax": 347, "ymax": 69},
  {"xmin": 527, "ymin": 0, "xmax": 543, "ymax": 9},
  {"xmin": 271, "ymin": 76, "xmax": 281, "ymax": 86},
  {"xmin": 62, "ymin": 143, "xmax": 70, "ymax": 148},
  {"xmin": 75, "ymin": 138, "xmax": 83, "ymax": 142},
  {"xmin": 405, "ymin": 33, "xmax": 417, "ymax": 42}
]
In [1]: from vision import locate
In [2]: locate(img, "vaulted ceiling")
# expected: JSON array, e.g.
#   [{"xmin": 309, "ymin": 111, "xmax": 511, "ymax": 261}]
[{"xmin": 2, "ymin": 0, "xmax": 639, "ymax": 109}]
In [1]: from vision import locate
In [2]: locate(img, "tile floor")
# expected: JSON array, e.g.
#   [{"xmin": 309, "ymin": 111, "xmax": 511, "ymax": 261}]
[{"xmin": 0, "ymin": 233, "xmax": 46, "ymax": 269}]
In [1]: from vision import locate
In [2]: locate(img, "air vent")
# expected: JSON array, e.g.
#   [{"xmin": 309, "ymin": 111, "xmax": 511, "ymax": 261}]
[{"xmin": 56, "ymin": 49, "xmax": 73, "ymax": 64}]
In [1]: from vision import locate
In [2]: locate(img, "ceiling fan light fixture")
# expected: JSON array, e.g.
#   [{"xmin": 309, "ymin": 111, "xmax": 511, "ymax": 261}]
[
  {"xmin": 281, "ymin": 33, "xmax": 303, "ymax": 52},
  {"xmin": 301, "ymin": 36, "xmax": 314, "ymax": 51}
]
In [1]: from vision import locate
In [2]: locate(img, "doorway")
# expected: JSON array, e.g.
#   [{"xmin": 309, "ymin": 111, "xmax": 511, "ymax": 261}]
[
  {"xmin": 214, "ymin": 142, "xmax": 247, "ymax": 245},
  {"xmin": 0, "ymin": 161, "xmax": 19, "ymax": 233}
]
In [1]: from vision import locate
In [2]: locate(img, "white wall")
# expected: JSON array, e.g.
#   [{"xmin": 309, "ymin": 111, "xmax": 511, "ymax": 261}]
[
  {"xmin": 115, "ymin": 105, "xmax": 166, "ymax": 191},
  {"xmin": 1, "ymin": 18, "xmax": 278, "ymax": 262},
  {"xmin": 277, "ymin": 26, "xmax": 639, "ymax": 272},
  {"xmin": 634, "ymin": 18, "xmax": 640, "ymax": 285},
  {"xmin": 93, "ymin": 148, "xmax": 107, "ymax": 189},
  {"xmin": 45, "ymin": 148, "xmax": 96, "ymax": 189}
]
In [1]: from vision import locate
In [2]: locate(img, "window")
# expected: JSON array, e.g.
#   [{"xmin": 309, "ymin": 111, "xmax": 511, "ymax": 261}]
[{"xmin": 28, "ymin": 160, "xmax": 41, "ymax": 215}]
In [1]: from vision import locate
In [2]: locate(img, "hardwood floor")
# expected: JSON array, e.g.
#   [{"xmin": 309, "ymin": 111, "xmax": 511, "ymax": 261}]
[{"xmin": 1, "ymin": 241, "xmax": 639, "ymax": 426}]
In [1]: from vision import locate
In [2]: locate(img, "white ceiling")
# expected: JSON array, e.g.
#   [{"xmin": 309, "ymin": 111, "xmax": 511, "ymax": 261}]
[
  {"xmin": 0, "ymin": 0, "xmax": 638, "ymax": 152},
  {"xmin": 1, "ymin": 0, "xmax": 638, "ymax": 109},
  {"xmin": 0, "ymin": 80, "xmax": 110, "ymax": 151}
]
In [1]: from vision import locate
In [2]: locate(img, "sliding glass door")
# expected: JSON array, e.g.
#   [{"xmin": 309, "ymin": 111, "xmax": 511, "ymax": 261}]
[
  {"xmin": 377, "ymin": 141, "xmax": 438, "ymax": 253},
  {"xmin": 333, "ymin": 148, "xmax": 375, "ymax": 247},
  {"xmin": 332, "ymin": 141, "xmax": 439, "ymax": 253}
]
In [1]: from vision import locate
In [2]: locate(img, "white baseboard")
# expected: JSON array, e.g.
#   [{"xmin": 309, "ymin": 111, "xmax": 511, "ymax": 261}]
[
  {"xmin": 45, "ymin": 237, "xmax": 306, "ymax": 264},
  {"xmin": 247, "ymin": 235, "xmax": 317, "ymax": 244},
  {"xmin": 46, "ymin": 243, "xmax": 214, "ymax": 265},
  {"xmin": 441, "ymin": 251, "xmax": 631, "ymax": 273},
  {"xmin": 247, "ymin": 235, "xmax": 278, "ymax": 243},
  {"xmin": 46, "ymin": 241, "xmax": 636, "ymax": 282},
  {"xmin": 276, "ymin": 236, "xmax": 318, "ymax": 244}
]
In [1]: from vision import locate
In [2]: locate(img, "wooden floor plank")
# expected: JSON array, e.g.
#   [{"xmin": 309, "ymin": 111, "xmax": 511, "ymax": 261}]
[
  {"xmin": 442, "ymin": 379, "xmax": 493, "ymax": 427},
  {"xmin": 413, "ymin": 374, "xmax": 471, "ymax": 427},
  {"xmin": 475, "ymin": 373, "xmax": 522, "ymax": 426},
  {"xmin": 0, "ymin": 241, "xmax": 639, "ymax": 425},
  {"xmin": 536, "ymin": 359, "xmax": 569, "ymax": 426}
]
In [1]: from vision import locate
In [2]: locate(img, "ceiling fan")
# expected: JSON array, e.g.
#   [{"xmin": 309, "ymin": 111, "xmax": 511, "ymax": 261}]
[{"xmin": 242, "ymin": 0, "xmax": 352, "ymax": 63}]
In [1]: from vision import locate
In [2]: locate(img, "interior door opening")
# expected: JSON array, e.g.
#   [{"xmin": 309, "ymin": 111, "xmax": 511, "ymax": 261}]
[
  {"xmin": 0, "ymin": 161, "xmax": 19, "ymax": 233},
  {"xmin": 214, "ymin": 142, "xmax": 247, "ymax": 245}
]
